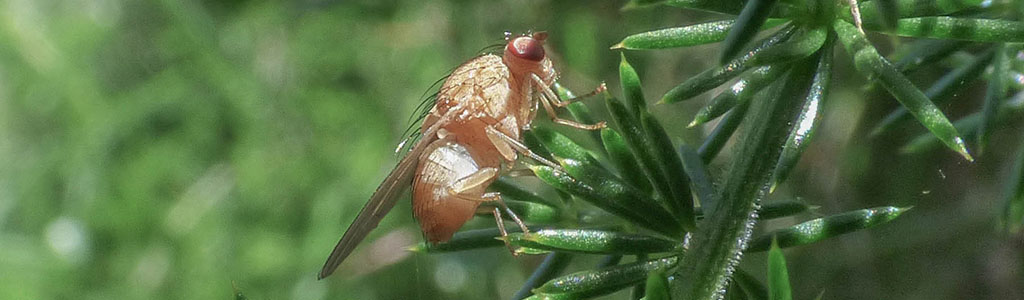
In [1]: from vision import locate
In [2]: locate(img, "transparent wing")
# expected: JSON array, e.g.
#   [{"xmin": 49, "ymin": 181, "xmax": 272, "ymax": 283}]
[{"xmin": 318, "ymin": 120, "xmax": 443, "ymax": 279}]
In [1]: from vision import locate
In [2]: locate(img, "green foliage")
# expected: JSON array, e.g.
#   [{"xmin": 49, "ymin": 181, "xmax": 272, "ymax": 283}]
[
  {"xmin": 4, "ymin": 1, "xmax": 1022, "ymax": 299},
  {"xmin": 767, "ymin": 240, "xmax": 793, "ymax": 300}
]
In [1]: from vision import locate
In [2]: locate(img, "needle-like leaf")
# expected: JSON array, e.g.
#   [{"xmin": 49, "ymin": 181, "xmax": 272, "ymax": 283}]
[
  {"xmin": 871, "ymin": 48, "xmax": 995, "ymax": 137},
  {"xmin": 978, "ymin": 44, "xmax": 1008, "ymax": 155},
  {"xmin": 642, "ymin": 110, "xmax": 697, "ymax": 231},
  {"xmin": 893, "ymin": 39, "xmax": 969, "ymax": 73},
  {"xmin": 1002, "ymin": 138, "xmax": 1024, "ymax": 234},
  {"xmin": 409, "ymin": 226, "xmax": 537, "ymax": 253},
  {"xmin": 533, "ymin": 256, "xmax": 679, "ymax": 299},
  {"xmin": 680, "ymin": 144, "xmax": 716, "ymax": 215},
  {"xmin": 902, "ymin": 93, "xmax": 1024, "ymax": 154},
  {"xmin": 476, "ymin": 200, "xmax": 560, "ymax": 224},
  {"xmin": 845, "ymin": 0, "xmax": 983, "ymax": 24},
  {"xmin": 645, "ymin": 269, "xmax": 671, "ymax": 300},
  {"xmin": 532, "ymin": 164, "xmax": 682, "ymax": 237},
  {"xmin": 620, "ymin": 54, "xmax": 647, "ymax": 117},
  {"xmin": 834, "ymin": 19, "xmax": 973, "ymax": 161},
  {"xmin": 602, "ymin": 128, "xmax": 654, "ymax": 193},
  {"xmin": 513, "ymin": 252, "xmax": 574, "ymax": 300},
  {"xmin": 733, "ymin": 268, "xmax": 768, "ymax": 300},
  {"xmin": 697, "ymin": 99, "xmax": 753, "ymax": 163},
  {"xmin": 505, "ymin": 229, "xmax": 681, "ymax": 254},
  {"xmin": 767, "ymin": 239, "xmax": 793, "ymax": 300},
  {"xmin": 746, "ymin": 206, "xmax": 911, "ymax": 252},
  {"xmin": 664, "ymin": 0, "xmax": 748, "ymax": 15},
  {"xmin": 690, "ymin": 64, "xmax": 790, "ymax": 127},
  {"xmin": 662, "ymin": 26, "xmax": 795, "ymax": 103},
  {"xmin": 771, "ymin": 37, "xmax": 832, "ymax": 192},
  {"xmin": 875, "ymin": 17, "xmax": 1024, "ymax": 43},
  {"xmin": 608, "ymin": 93, "xmax": 686, "ymax": 228},
  {"xmin": 750, "ymin": 26, "xmax": 827, "ymax": 67},
  {"xmin": 613, "ymin": 19, "xmax": 788, "ymax": 50},
  {"xmin": 721, "ymin": 0, "xmax": 781, "ymax": 64}
]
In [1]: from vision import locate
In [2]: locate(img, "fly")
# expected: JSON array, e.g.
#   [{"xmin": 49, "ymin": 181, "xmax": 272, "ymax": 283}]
[{"xmin": 318, "ymin": 32, "xmax": 605, "ymax": 279}]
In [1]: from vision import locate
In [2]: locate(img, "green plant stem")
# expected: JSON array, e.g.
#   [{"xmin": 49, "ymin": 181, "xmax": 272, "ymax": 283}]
[{"xmin": 671, "ymin": 50, "xmax": 820, "ymax": 300}]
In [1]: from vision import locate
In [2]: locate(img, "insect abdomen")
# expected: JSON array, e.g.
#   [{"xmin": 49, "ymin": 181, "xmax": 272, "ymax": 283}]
[{"xmin": 412, "ymin": 140, "xmax": 495, "ymax": 243}]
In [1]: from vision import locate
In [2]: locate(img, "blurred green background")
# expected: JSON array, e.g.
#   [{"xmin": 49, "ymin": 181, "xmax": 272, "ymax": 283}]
[{"xmin": 0, "ymin": 0, "xmax": 1020, "ymax": 299}]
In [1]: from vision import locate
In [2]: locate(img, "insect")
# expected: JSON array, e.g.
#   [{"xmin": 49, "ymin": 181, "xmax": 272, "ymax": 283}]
[{"xmin": 318, "ymin": 32, "xmax": 605, "ymax": 279}]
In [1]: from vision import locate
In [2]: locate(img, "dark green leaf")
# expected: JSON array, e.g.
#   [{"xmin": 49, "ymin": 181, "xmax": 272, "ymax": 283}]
[
  {"xmin": 767, "ymin": 239, "xmax": 792, "ymax": 300},
  {"xmin": 759, "ymin": 200, "xmax": 814, "ymax": 220},
  {"xmin": 902, "ymin": 93, "xmax": 1024, "ymax": 153},
  {"xmin": 847, "ymin": 0, "xmax": 983, "ymax": 24},
  {"xmin": 622, "ymin": 0, "xmax": 666, "ymax": 10},
  {"xmin": 664, "ymin": 0, "xmax": 747, "ymax": 15},
  {"xmin": 409, "ymin": 226, "xmax": 536, "ymax": 253},
  {"xmin": 531, "ymin": 165, "xmax": 682, "ymax": 237},
  {"xmin": 620, "ymin": 54, "xmax": 647, "ymax": 116},
  {"xmin": 477, "ymin": 200, "xmax": 560, "ymax": 224},
  {"xmin": 978, "ymin": 44, "xmax": 1009, "ymax": 155},
  {"xmin": 513, "ymin": 252, "xmax": 574, "ymax": 300},
  {"xmin": 642, "ymin": 111, "xmax": 697, "ymax": 231},
  {"xmin": 493, "ymin": 178, "xmax": 564, "ymax": 208},
  {"xmin": 534, "ymin": 256, "xmax": 679, "ymax": 299},
  {"xmin": 750, "ymin": 26, "xmax": 827, "ymax": 67},
  {"xmin": 771, "ymin": 38, "xmax": 832, "ymax": 191},
  {"xmin": 733, "ymin": 268, "xmax": 768, "ymax": 300},
  {"xmin": 635, "ymin": 253, "xmax": 650, "ymax": 300},
  {"xmin": 602, "ymin": 128, "xmax": 654, "ymax": 193},
  {"xmin": 834, "ymin": 19, "xmax": 973, "ymax": 161},
  {"xmin": 893, "ymin": 39, "xmax": 970, "ymax": 73},
  {"xmin": 532, "ymin": 126, "xmax": 604, "ymax": 169},
  {"xmin": 695, "ymin": 200, "xmax": 813, "ymax": 221},
  {"xmin": 613, "ymin": 19, "xmax": 787, "ymax": 50},
  {"xmin": 697, "ymin": 99, "xmax": 752, "ymax": 163},
  {"xmin": 607, "ymin": 93, "xmax": 682, "ymax": 226},
  {"xmin": 690, "ymin": 64, "xmax": 789, "ymax": 127},
  {"xmin": 873, "ymin": 0, "xmax": 900, "ymax": 30},
  {"xmin": 524, "ymin": 130, "xmax": 556, "ymax": 163},
  {"xmin": 871, "ymin": 48, "xmax": 995, "ymax": 137},
  {"xmin": 680, "ymin": 144, "xmax": 716, "ymax": 216},
  {"xmin": 874, "ymin": 17, "xmax": 1024, "ymax": 43},
  {"xmin": 645, "ymin": 269, "xmax": 671, "ymax": 300},
  {"xmin": 662, "ymin": 26, "xmax": 795, "ymax": 103},
  {"xmin": 597, "ymin": 255, "xmax": 624, "ymax": 268},
  {"xmin": 747, "ymin": 206, "xmax": 911, "ymax": 252},
  {"xmin": 506, "ymin": 229, "xmax": 681, "ymax": 254},
  {"xmin": 1002, "ymin": 138, "xmax": 1024, "ymax": 234},
  {"xmin": 721, "ymin": 0, "xmax": 781, "ymax": 64}
]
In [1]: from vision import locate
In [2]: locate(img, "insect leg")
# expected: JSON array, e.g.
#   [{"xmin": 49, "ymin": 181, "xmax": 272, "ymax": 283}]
[
  {"xmin": 531, "ymin": 74, "xmax": 605, "ymax": 107},
  {"xmin": 491, "ymin": 206, "xmax": 519, "ymax": 256},
  {"xmin": 562, "ymin": 82, "xmax": 607, "ymax": 103},
  {"xmin": 446, "ymin": 167, "xmax": 500, "ymax": 196},
  {"xmin": 505, "ymin": 168, "xmax": 536, "ymax": 177},
  {"xmin": 485, "ymin": 126, "xmax": 560, "ymax": 169},
  {"xmin": 530, "ymin": 75, "xmax": 606, "ymax": 130},
  {"xmin": 485, "ymin": 192, "xmax": 530, "ymax": 234}
]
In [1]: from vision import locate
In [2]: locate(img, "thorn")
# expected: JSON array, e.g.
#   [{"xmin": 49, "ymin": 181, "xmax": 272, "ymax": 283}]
[
  {"xmin": 686, "ymin": 119, "xmax": 700, "ymax": 128},
  {"xmin": 610, "ymin": 42, "xmax": 625, "ymax": 50},
  {"xmin": 848, "ymin": 0, "xmax": 866, "ymax": 34}
]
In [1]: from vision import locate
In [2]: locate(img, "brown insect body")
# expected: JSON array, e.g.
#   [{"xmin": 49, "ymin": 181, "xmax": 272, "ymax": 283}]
[
  {"xmin": 319, "ymin": 32, "xmax": 600, "ymax": 279},
  {"xmin": 412, "ymin": 40, "xmax": 556, "ymax": 243}
]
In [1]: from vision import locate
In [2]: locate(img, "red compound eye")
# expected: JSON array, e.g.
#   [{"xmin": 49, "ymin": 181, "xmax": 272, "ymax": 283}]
[{"xmin": 507, "ymin": 36, "xmax": 545, "ymax": 62}]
